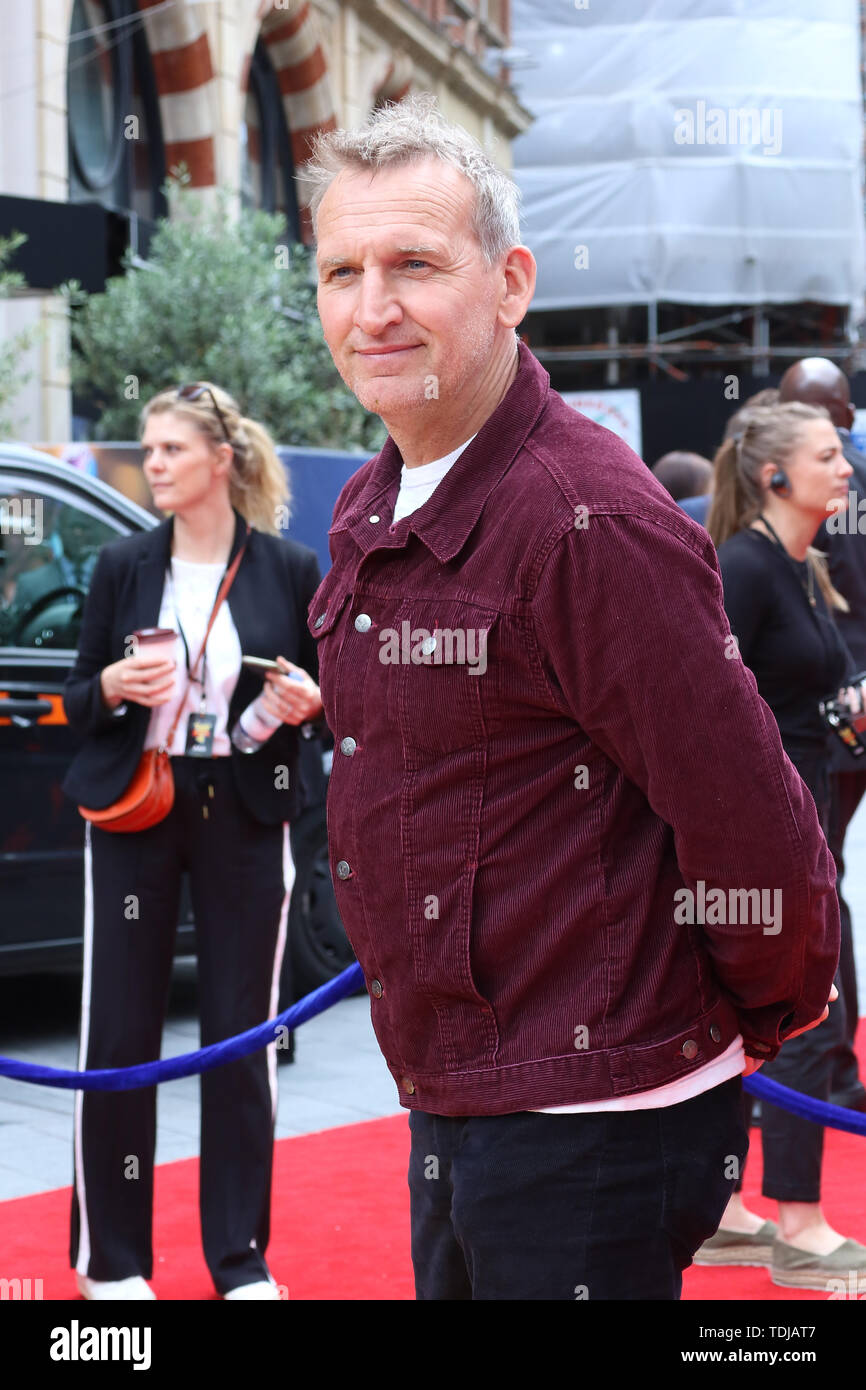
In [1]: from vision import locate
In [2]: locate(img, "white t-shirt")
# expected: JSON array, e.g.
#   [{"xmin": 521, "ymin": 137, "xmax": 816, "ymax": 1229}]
[
  {"xmin": 390, "ymin": 434, "xmax": 747, "ymax": 1112},
  {"xmin": 144, "ymin": 558, "xmax": 242, "ymax": 756},
  {"xmin": 391, "ymin": 435, "xmax": 478, "ymax": 522},
  {"xmin": 532, "ymin": 1037, "xmax": 745, "ymax": 1113}
]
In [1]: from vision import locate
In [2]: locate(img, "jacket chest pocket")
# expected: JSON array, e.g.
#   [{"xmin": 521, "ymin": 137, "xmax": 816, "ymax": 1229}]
[{"xmin": 391, "ymin": 599, "xmax": 497, "ymax": 763}]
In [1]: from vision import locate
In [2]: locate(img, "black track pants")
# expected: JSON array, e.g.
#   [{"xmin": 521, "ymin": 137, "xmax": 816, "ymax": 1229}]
[{"xmin": 70, "ymin": 756, "xmax": 293, "ymax": 1295}]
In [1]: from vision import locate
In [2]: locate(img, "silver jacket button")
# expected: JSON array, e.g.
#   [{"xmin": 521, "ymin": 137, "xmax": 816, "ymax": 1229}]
[
  {"xmin": 681, "ymin": 1039, "xmax": 698, "ymax": 1060},
  {"xmin": 340, "ymin": 736, "xmax": 357, "ymax": 756},
  {"xmin": 354, "ymin": 613, "xmax": 372, "ymax": 632},
  {"xmin": 336, "ymin": 860, "xmax": 351, "ymax": 880}
]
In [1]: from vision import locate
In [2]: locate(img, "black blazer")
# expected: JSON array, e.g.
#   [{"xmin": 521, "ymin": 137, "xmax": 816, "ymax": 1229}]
[{"xmin": 62, "ymin": 508, "xmax": 322, "ymax": 825}]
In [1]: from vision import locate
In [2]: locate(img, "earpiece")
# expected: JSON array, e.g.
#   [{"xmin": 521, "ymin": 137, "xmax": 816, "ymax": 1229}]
[{"xmin": 769, "ymin": 470, "xmax": 791, "ymax": 497}]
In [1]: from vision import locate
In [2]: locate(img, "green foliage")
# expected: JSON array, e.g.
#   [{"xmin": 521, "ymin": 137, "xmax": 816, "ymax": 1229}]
[
  {"xmin": 65, "ymin": 186, "xmax": 385, "ymax": 452},
  {"xmin": 0, "ymin": 233, "xmax": 39, "ymax": 437}
]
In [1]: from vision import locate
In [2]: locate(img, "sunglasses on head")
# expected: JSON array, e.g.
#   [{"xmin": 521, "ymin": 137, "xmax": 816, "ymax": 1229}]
[{"xmin": 176, "ymin": 383, "xmax": 232, "ymax": 444}]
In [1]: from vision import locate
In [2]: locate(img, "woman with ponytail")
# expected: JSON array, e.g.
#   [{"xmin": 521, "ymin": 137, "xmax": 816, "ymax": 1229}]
[
  {"xmin": 697, "ymin": 403, "xmax": 866, "ymax": 1288},
  {"xmin": 63, "ymin": 383, "xmax": 324, "ymax": 1300}
]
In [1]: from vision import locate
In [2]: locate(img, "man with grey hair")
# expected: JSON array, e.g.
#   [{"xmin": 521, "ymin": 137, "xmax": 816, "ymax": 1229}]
[{"xmin": 305, "ymin": 95, "xmax": 839, "ymax": 1300}]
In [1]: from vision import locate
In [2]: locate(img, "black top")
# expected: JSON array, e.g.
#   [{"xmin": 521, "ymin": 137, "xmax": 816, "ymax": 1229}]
[
  {"xmin": 716, "ymin": 527, "xmax": 852, "ymax": 756},
  {"xmin": 62, "ymin": 508, "xmax": 322, "ymax": 825}
]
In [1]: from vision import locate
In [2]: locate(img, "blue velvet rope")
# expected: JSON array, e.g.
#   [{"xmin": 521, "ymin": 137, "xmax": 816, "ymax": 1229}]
[
  {"xmin": 744, "ymin": 1071, "xmax": 866, "ymax": 1136},
  {"xmin": 0, "ymin": 962, "xmax": 365, "ymax": 1091},
  {"xmin": 0, "ymin": 967, "xmax": 864, "ymax": 1139}
]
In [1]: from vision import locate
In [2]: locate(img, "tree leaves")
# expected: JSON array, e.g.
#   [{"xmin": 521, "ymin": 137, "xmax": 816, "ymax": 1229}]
[
  {"xmin": 0, "ymin": 233, "xmax": 40, "ymax": 438},
  {"xmin": 66, "ymin": 186, "xmax": 385, "ymax": 453}
]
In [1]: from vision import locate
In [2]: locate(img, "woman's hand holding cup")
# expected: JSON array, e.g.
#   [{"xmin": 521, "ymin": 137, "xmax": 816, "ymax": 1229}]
[{"xmin": 100, "ymin": 628, "xmax": 178, "ymax": 709}]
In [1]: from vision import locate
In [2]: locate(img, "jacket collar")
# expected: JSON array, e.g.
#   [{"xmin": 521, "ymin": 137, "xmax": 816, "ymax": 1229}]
[{"xmin": 336, "ymin": 341, "xmax": 551, "ymax": 565}]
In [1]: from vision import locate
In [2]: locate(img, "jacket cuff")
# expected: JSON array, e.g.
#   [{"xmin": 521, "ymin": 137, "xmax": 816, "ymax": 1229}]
[{"xmin": 93, "ymin": 674, "xmax": 126, "ymax": 730}]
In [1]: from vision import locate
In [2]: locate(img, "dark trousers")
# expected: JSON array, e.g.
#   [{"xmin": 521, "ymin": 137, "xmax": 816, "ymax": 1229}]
[
  {"xmin": 736, "ymin": 749, "xmax": 850, "ymax": 1203},
  {"xmin": 827, "ymin": 767, "xmax": 866, "ymax": 1098},
  {"xmin": 758, "ymin": 975, "xmax": 846, "ymax": 1202},
  {"xmin": 408, "ymin": 1077, "xmax": 748, "ymax": 1300},
  {"xmin": 70, "ymin": 757, "xmax": 292, "ymax": 1295}
]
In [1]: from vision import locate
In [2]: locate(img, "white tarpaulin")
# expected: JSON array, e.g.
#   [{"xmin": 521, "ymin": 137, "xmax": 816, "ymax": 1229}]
[{"xmin": 509, "ymin": 0, "xmax": 866, "ymax": 312}]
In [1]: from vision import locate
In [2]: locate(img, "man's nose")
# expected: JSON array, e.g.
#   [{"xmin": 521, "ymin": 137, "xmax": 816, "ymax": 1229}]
[{"xmin": 354, "ymin": 269, "xmax": 403, "ymax": 335}]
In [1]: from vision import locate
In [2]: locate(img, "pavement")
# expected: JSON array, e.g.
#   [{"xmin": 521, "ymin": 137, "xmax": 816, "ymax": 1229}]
[{"xmin": 1, "ymin": 796, "xmax": 866, "ymax": 1203}]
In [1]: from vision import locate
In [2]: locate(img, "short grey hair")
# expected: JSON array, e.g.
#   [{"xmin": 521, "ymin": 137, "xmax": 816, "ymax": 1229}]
[{"xmin": 306, "ymin": 93, "xmax": 522, "ymax": 264}]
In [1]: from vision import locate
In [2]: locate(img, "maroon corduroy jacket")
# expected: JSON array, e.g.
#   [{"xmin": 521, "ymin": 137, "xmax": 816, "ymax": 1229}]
[{"xmin": 308, "ymin": 341, "xmax": 840, "ymax": 1115}]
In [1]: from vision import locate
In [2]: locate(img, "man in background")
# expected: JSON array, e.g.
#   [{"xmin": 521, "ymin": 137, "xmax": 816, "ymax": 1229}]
[{"xmin": 651, "ymin": 451, "xmax": 713, "ymax": 503}]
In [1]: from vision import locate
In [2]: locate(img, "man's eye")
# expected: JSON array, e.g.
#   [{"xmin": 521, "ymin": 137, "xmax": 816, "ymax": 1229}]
[
  {"xmin": 330, "ymin": 266, "xmax": 353, "ymax": 279},
  {"xmin": 405, "ymin": 259, "xmax": 429, "ymax": 270}
]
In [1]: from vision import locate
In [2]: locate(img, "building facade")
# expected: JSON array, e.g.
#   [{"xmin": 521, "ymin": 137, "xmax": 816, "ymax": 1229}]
[{"xmin": 0, "ymin": 0, "xmax": 530, "ymax": 440}]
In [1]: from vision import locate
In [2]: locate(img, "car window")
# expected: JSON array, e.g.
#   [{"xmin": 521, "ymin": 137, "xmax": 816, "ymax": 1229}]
[{"xmin": 0, "ymin": 486, "xmax": 117, "ymax": 650}]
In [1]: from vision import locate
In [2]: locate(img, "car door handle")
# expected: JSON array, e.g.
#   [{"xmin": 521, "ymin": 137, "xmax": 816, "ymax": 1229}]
[{"xmin": 0, "ymin": 699, "xmax": 54, "ymax": 722}]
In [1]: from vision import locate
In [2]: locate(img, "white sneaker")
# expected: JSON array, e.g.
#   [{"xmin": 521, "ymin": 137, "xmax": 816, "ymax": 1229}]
[
  {"xmin": 223, "ymin": 1280, "xmax": 280, "ymax": 1301},
  {"xmin": 77, "ymin": 1273, "xmax": 156, "ymax": 1301}
]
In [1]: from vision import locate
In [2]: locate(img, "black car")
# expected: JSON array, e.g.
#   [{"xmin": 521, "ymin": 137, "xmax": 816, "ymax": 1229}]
[{"xmin": 0, "ymin": 447, "xmax": 353, "ymax": 1003}]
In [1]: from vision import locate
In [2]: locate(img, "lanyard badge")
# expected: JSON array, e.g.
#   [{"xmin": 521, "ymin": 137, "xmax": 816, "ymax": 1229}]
[{"xmin": 185, "ymin": 710, "xmax": 216, "ymax": 756}]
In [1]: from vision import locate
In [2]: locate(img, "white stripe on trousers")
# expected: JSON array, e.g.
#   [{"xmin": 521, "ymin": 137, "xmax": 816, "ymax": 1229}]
[
  {"xmin": 268, "ymin": 825, "xmax": 294, "ymax": 1121},
  {"xmin": 253, "ymin": 824, "xmax": 294, "ymax": 1263},
  {"xmin": 73, "ymin": 821, "xmax": 94, "ymax": 1275}
]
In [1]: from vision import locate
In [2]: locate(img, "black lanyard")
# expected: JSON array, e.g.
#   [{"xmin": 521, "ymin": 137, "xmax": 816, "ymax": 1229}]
[{"xmin": 756, "ymin": 514, "xmax": 817, "ymax": 611}]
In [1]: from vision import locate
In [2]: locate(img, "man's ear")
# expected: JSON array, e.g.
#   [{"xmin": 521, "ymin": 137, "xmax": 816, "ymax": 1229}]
[{"xmin": 498, "ymin": 245, "xmax": 536, "ymax": 329}]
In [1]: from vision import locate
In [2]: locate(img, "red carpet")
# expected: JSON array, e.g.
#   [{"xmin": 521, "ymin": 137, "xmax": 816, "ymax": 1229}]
[{"xmin": 3, "ymin": 1034, "xmax": 865, "ymax": 1300}]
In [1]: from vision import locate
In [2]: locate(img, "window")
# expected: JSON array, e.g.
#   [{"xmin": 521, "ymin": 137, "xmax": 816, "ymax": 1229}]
[
  {"xmin": 0, "ymin": 484, "xmax": 118, "ymax": 650},
  {"xmin": 240, "ymin": 38, "xmax": 301, "ymax": 240},
  {"xmin": 68, "ymin": 0, "xmax": 166, "ymax": 221}
]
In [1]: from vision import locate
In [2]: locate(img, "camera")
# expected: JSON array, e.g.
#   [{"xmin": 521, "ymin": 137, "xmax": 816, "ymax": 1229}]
[{"xmin": 819, "ymin": 670, "xmax": 866, "ymax": 761}]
